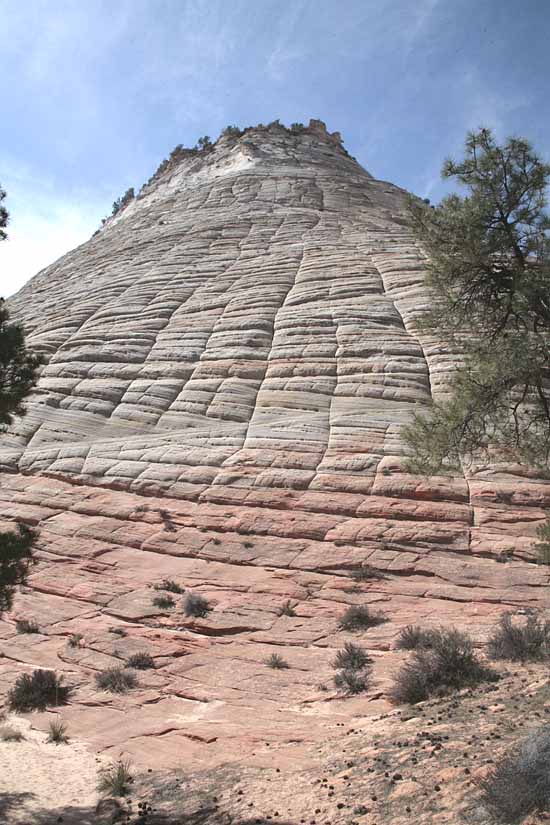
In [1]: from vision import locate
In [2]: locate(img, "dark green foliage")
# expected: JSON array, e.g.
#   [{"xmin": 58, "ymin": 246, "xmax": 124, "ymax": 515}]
[
  {"xmin": 98, "ymin": 760, "xmax": 133, "ymax": 797},
  {"xmin": 351, "ymin": 565, "xmax": 384, "ymax": 582},
  {"xmin": 390, "ymin": 628, "xmax": 497, "ymax": 704},
  {"xmin": 404, "ymin": 128, "xmax": 550, "ymax": 473},
  {"xmin": 478, "ymin": 725, "xmax": 550, "ymax": 822},
  {"xmin": 0, "ymin": 184, "xmax": 8, "ymax": 240},
  {"xmin": 67, "ymin": 633, "xmax": 83, "ymax": 647},
  {"xmin": 111, "ymin": 187, "xmax": 134, "ymax": 216},
  {"xmin": 47, "ymin": 719, "xmax": 69, "ymax": 744},
  {"xmin": 126, "ymin": 652, "xmax": 155, "ymax": 670},
  {"xmin": 488, "ymin": 612, "xmax": 550, "ymax": 662},
  {"xmin": 0, "ymin": 300, "xmax": 43, "ymax": 431},
  {"xmin": 152, "ymin": 594, "xmax": 175, "ymax": 609},
  {"xmin": 265, "ymin": 653, "xmax": 289, "ymax": 669},
  {"xmin": 333, "ymin": 642, "xmax": 370, "ymax": 671},
  {"xmin": 196, "ymin": 135, "xmax": 212, "ymax": 152},
  {"xmin": 333, "ymin": 668, "xmax": 369, "ymax": 694},
  {"xmin": 278, "ymin": 599, "xmax": 296, "ymax": 617},
  {"xmin": 222, "ymin": 125, "xmax": 242, "ymax": 138},
  {"xmin": 95, "ymin": 667, "xmax": 137, "ymax": 694},
  {"xmin": 153, "ymin": 579, "xmax": 184, "ymax": 594},
  {"xmin": 0, "ymin": 522, "xmax": 37, "ymax": 614},
  {"xmin": 289, "ymin": 122, "xmax": 305, "ymax": 133},
  {"xmin": 534, "ymin": 517, "xmax": 550, "ymax": 564},
  {"xmin": 184, "ymin": 592, "xmax": 210, "ymax": 618},
  {"xmin": 396, "ymin": 625, "xmax": 437, "ymax": 650},
  {"xmin": 15, "ymin": 618, "xmax": 39, "ymax": 634},
  {"xmin": 338, "ymin": 604, "xmax": 386, "ymax": 632},
  {"xmin": 8, "ymin": 669, "xmax": 71, "ymax": 712}
]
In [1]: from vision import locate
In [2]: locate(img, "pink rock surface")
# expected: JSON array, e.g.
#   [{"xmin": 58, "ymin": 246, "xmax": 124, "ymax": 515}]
[{"xmin": 0, "ymin": 121, "xmax": 548, "ymax": 781}]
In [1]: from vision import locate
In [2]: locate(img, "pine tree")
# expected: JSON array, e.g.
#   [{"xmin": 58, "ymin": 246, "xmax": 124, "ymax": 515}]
[
  {"xmin": 404, "ymin": 129, "xmax": 550, "ymax": 474},
  {"xmin": 0, "ymin": 183, "xmax": 41, "ymax": 611}
]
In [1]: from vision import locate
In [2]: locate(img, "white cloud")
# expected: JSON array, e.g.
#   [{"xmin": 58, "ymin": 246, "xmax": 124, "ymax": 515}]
[{"xmin": 0, "ymin": 160, "xmax": 107, "ymax": 298}]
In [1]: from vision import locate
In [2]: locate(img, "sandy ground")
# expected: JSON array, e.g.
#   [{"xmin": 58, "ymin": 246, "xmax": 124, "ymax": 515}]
[{"xmin": 0, "ymin": 712, "xmax": 104, "ymax": 824}]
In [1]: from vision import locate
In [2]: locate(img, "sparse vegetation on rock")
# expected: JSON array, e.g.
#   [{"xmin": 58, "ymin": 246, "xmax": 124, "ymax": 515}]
[
  {"xmin": 339, "ymin": 604, "xmax": 385, "ymax": 632},
  {"xmin": 350, "ymin": 565, "xmax": 384, "ymax": 582},
  {"xmin": 333, "ymin": 668, "xmax": 369, "ymax": 694},
  {"xmin": 15, "ymin": 618, "xmax": 39, "ymax": 634},
  {"xmin": 152, "ymin": 594, "xmax": 175, "ymax": 609},
  {"xmin": 478, "ymin": 724, "xmax": 550, "ymax": 823},
  {"xmin": 333, "ymin": 642, "xmax": 370, "ymax": 671},
  {"xmin": 126, "ymin": 652, "xmax": 155, "ymax": 670},
  {"xmin": 278, "ymin": 599, "xmax": 296, "ymax": 617},
  {"xmin": 0, "ymin": 725, "xmax": 24, "ymax": 742},
  {"xmin": 47, "ymin": 718, "xmax": 69, "ymax": 744},
  {"xmin": 184, "ymin": 592, "xmax": 210, "ymax": 618},
  {"xmin": 8, "ymin": 669, "xmax": 71, "ymax": 712},
  {"xmin": 67, "ymin": 632, "xmax": 83, "ymax": 647},
  {"xmin": 396, "ymin": 625, "xmax": 437, "ymax": 650},
  {"xmin": 265, "ymin": 653, "xmax": 289, "ymax": 669},
  {"xmin": 95, "ymin": 667, "xmax": 138, "ymax": 694},
  {"xmin": 153, "ymin": 579, "xmax": 184, "ymax": 594},
  {"xmin": 98, "ymin": 760, "xmax": 134, "ymax": 797},
  {"xmin": 534, "ymin": 517, "xmax": 550, "ymax": 564},
  {"xmin": 390, "ymin": 628, "xmax": 497, "ymax": 704},
  {"xmin": 488, "ymin": 611, "xmax": 550, "ymax": 662}
]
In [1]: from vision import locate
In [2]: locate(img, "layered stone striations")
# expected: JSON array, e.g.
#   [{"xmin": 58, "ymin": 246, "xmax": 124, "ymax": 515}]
[{"xmin": 0, "ymin": 120, "xmax": 548, "ymax": 771}]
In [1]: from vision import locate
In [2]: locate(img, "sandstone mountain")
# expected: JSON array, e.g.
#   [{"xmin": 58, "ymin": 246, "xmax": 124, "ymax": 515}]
[{"xmin": 0, "ymin": 119, "xmax": 548, "ymax": 823}]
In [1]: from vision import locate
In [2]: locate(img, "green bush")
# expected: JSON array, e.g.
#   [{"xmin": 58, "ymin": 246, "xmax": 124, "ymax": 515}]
[
  {"xmin": 333, "ymin": 642, "xmax": 370, "ymax": 671},
  {"xmin": 333, "ymin": 669, "xmax": 369, "ymax": 694},
  {"xmin": 152, "ymin": 594, "xmax": 175, "ymax": 609},
  {"xmin": 351, "ymin": 565, "xmax": 384, "ymax": 582},
  {"xmin": 265, "ymin": 653, "xmax": 289, "ymax": 669},
  {"xmin": 488, "ymin": 612, "xmax": 550, "ymax": 662},
  {"xmin": 47, "ymin": 719, "xmax": 69, "ymax": 744},
  {"xmin": 390, "ymin": 628, "xmax": 497, "ymax": 705},
  {"xmin": 396, "ymin": 625, "xmax": 437, "ymax": 650},
  {"xmin": 15, "ymin": 619, "xmax": 39, "ymax": 634},
  {"xmin": 95, "ymin": 667, "xmax": 137, "ymax": 694},
  {"xmin": 126, "ymin": 652, "xmax": 155, "ymax": 670},
  {"xmin": 338, "ymin": 604, "xmax": 386, "ymax": 632},
  {"xmin": 478, "ymin": 724, "xmax": 550, "ymax": 822},
  {"xmin": 278, "ymin": 600, "xmax": 296, "ymax": 617},
  {"xmin": 8, "ymin": 670, "xmax": 71, "ymax": 712},
  {"xmin": 153, "ymin": 579, "xmax": 184, "ymax": 594},
  {"xmin": 184, "ymin": 593, "xmax": 210, "ymax": 618},
  {"xmin": 98, "ymin": 760, "xmax": 133, "ymax": 797}
]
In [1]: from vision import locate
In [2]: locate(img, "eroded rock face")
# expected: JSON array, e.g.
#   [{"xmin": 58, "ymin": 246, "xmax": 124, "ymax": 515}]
[{"xmin": 0, "ymin": 120, "xmax": 548, "ymax": 782}]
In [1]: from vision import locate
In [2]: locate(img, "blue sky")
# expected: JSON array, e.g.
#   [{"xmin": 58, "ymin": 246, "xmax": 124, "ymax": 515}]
[{"xmin": 1, "ymin": 0, "xmax": 549, "ymax": 296}]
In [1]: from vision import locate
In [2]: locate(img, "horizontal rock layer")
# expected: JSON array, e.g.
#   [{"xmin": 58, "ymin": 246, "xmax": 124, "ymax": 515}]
[{"xmin": 1, "ymin": 120, "xmax": 548, "ymax": 776}]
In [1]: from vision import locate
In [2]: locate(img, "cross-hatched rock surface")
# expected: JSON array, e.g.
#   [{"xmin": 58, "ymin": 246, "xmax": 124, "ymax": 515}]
[{"xmin": 0, "ymin": 120, "xmax": 548, "ymax": 808}]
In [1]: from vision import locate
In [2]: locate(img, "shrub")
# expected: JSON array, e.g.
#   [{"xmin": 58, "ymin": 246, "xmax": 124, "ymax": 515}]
[
  {"xmin": 15, "ymin": 619, "xmax": 39, "ymax": 634},
  {"xmin": 338, "ymin": 604, "xmax": 386, "ymax": 632},
  {"xmin": 333, "ymin": 642, "xmax": 370, "ymax": 671},
  {"xmin": 289, "ymin": 122, "xmax": 305, "ymax": 133},
  {"xmin": 334, "ymin": 668, "xmax": 369, "ymax": 694},
  {"xmin": 0, "ymin": 725, "xmax": 24, "ymax": 742},
  {"xmin": 478, "ymin": 725, "xmax": 550, "ymax": 822},
  {"xmin": 67, "ymin": 633, "xmax": 83, "ymax": 648},
  {"xmin": 47, "ymin": 719, "xmax": 69, "ymax": 744},
  {"xmin": 8, "ymin": 670, "xmax": 71, "ymax": 712},
  {"xmin": 98, "ymin": 760, "xmax": 133, "ymax": 797},
  {"xmin": 109, "ymin": 626, "xmax": 127, "ymax": 637},
  {"xmin": 278, "ymin": 600, "xmax": 296, "ymax": 617},
  {"xmin": 184, "ymin": 593, "xmax": 210, "ymax": 618},
  {"xmin": 152, "ymin": 594, "xmax": 175, "ymax": 609},
  {"xmin": 534, "ymin": 517, "xmax": 550, "ymax": 564},
  {"xmin": 351, "ymin": 565, "xmax": 384, "ymax": 582},
  {"xmin": 222, "ymin": 125, "xmax": 242, "ymax": 138},
  {"xmin": 396, "ymin": 625, "xmax": 437, "ymax": 650},
  {"xmin": 126, "ymin": 652, "xmax": 155, "ymax": 670},
  {"xmin": 153, "ymin": 579, "xmax": 184, "ymax": 594},
  {"xmin": 95, "ymin": 667, "xmax": 137, "ymax": 694},
  {"xmin": 488, "ymin": 612, "xmax": 550, "ymax": 662},
  {"xmin": 266, "ymin": 653, "xmax": 289, "ymax": 669},
  {"xmin": 390, "ymin": 628, "xmax": 497, "ymax": 705}
]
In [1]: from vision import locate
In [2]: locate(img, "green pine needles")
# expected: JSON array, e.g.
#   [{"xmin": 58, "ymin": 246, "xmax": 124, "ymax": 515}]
[{"xmin": 405, "ymin": 128, "xmax": 550, "ymax": 474}]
